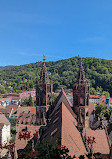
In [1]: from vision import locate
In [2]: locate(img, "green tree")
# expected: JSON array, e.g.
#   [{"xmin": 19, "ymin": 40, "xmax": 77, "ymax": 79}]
[
  {"xmin": 28, "ymin": 94, "xmax": 34, "ymax": 106},
  {"xmin": 95, "ymin": 104, "xmax": 110, "ymax": 120},
  {"xmin": 0, "ymin": 85, "xmax": 7, "ymax": 94}
]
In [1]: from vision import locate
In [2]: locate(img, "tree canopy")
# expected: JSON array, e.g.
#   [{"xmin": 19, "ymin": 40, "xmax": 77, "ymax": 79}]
[
  {"xmin": 95, "ymin": 104, "xmax": 110, "ymax": 120},
  {"xmin": 0, "ymin": 56, "xmax": 112, "ymax": 96}
]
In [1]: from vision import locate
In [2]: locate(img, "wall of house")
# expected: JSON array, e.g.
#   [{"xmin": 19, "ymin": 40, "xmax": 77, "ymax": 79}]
[
  {"xmin": 89, "ymin": 98, "xmax": 99, "ymax": 104},
  {"xmin": 2, "ymin": 125, "xmax": 10, "ymax": 145}
]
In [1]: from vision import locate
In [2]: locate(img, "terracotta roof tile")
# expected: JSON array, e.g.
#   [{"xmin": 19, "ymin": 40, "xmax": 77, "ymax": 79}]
[
  {"xmin": 83, "ymin": 128, "xmax": 110, "ymax": 155},
  {"xmin": 10, "ymin": 107, "xmax": 36, "ymax": 119},
  {"xmin": 30, "ymin": 107, "xmax": 36, "ymax": 113},
  {"xmin": 15, "ymin": 125, "xmax": 40, "ymax": 150},
  {"xmin": 0, "ymin": 114, "xmax": 10, "ymax": 125},
  {"xmin": 0, "ymin": 105, "xmax": 4, "ymax": 109},
  {"xmin": 0, "ymin": 97, "xmax": 12, "ymax": 102},
  {"xmin": 41, "ymin": 90, "xmax": 85, "ymax": 158},
  {"xmin": 89, "ymin": 103, "xmax": 95, "ymax": 115},
  {"xmin": 90, "ymin": 95, "xmax": 100, "ymax": 99},
  {"xmin": 7, "ymin": 104, "xmax": 20, "ymax": 109},
  {"xmin": 62, "ymin": 102, "xmax": 86, "ymax": 158}
]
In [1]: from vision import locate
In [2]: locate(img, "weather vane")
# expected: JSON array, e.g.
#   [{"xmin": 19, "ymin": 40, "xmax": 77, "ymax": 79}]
[{"xmin": 43, "ymin": 55, "xmax": 46, "ymax": 62}]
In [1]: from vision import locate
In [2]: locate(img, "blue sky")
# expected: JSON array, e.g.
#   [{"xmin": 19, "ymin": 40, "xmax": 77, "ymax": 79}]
[{"xmin": 0, "ymin": 0, "xmax": 112, "ymax": 66}]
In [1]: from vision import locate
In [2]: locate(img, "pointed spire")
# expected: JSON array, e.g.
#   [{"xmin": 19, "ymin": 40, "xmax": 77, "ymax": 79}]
[
  {"xmin": 40, "ymin": 55, "xmax": 50, "ymax": 84},
  {"xmin": 78, "ymin": 57, "xmax": 86, "ymax": 83},
  {"xmin": 43, "ymin": 55, "xmax": 46, "ymax": 63},
  {"xmin": 106, "ymin": 93, "xmax": 109, "ymax": 99}
]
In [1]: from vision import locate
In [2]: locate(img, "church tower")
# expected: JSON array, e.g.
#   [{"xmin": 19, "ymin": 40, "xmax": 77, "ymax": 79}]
[
  {"xmin": 73, "ymin": 57, "xmax": 90, "ymax": 129},
  {"xmin": 36, "ymin": 56, "xmax": 53, "ymax": 112}
]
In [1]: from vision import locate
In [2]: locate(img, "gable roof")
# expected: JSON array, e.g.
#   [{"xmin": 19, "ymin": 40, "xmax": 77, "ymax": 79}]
[
  {"xmin": 41, "ymin": 90, "xmax": 86, "ymax": 158},
  {"xmin": 0, "ymin": 114, "xmax": 10, "ymax": 125},
  {"xmin": 50, "ymin": 89, "xmax": 74, "ymax": 118}
]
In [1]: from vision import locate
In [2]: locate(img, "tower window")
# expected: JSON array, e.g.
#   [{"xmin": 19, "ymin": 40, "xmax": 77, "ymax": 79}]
[{"xmin": 86, "ymin": 112, "xmax": 88, "ymax": 116}]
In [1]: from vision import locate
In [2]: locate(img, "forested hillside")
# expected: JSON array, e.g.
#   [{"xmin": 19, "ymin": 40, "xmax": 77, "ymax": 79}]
[
  {"xmin": 0, "ymin": 56, "xmax": 112, "ymax": 95},
  {"xmin": 0, "ymin": 65, "xmax": 13, "ymax": 70}
]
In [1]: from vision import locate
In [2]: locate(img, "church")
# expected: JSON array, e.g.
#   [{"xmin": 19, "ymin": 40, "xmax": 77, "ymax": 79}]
[
  {"xmin": 36, "ymin": 57, "xmax": 111, "ymax": 158},
  {"xmin": 13, "ymin": 56, "xmax": 111, "ymax": 158}
]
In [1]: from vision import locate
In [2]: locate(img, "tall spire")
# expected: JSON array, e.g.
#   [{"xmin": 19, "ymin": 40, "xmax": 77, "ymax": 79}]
[
  {"xmin": 78, "ymin": 57, "xmax": 86, "ymax": 83},
  {"xmin": 43, "ymin": 55, "xmax": 46, "ymax": 63},
  {"xmin": 40, "ymin": 55, "xmax": 50, "ymax": 84},
  {"xmin": 36, "ymin": 55, "xmax": 53, "ymax": 112},
  {"xmin": 73, "ymin": 57, "xmax": 90, "ymax": 128}
]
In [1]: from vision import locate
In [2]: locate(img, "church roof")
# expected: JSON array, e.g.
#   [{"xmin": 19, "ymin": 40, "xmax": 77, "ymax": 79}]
[
  {"xmin": 50, "ymin": 89, "xmax": 74, "ymax": 116},
  {"xmin": 41, "ymin": 101, "xmax": 86, "ymax": 158},
  {"xmin": 83, "ymin": 128, "xmax": 110, "ymax": 155},
  {"xmin": 41, "ymin": 90, "xmax": 87, "ymax": 158},
  {"xmin": 61, "ymin": 102, "xmax": 86, "ymax": 157}
]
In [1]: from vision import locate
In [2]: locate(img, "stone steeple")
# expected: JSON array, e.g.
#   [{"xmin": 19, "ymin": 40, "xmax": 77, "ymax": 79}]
[
  {"xmin": 39, "ymin": 55, "xmax": 50, "ymax": 84},
  {"xmin": 73, "ymin": 57, "xmax": 90, "ymax": 129},
  {"xmin": 78, "ymin": 57, "xmax": 86, "ymax": 83},
  {"xmin": 36, "ymin": 56, "xmax": 53, "ymax": 112}
]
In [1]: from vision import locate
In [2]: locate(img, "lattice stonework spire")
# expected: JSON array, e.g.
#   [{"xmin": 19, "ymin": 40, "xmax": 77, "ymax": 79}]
[
  {"xmin": 36, "ymin": 55, "xmax": 53, "ymax": 112},
  {"xmin": 78, "ymin": 57, "xmax": 86, "ymax": 83},
  {"xmin": 40, "ymin": 55, "xmax": 50, "ymax": 84},
  {"xmin": 73, "ymin": 57, "xmax": 90, "ymax": 129}
]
